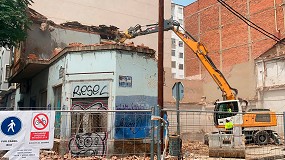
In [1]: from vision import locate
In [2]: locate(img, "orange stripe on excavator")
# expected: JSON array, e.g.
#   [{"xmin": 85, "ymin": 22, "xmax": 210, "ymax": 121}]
[{"xmin": 216, "ymin": 111, "xmax": 277, "ymax": 128}]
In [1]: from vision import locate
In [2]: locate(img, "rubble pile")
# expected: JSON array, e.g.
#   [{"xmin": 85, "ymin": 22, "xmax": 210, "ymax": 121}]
[
  {"xmin": 181, "ymin": 140, "xmax": 209, "ymax": 156},
  {"xmin": 39, "ymin": 150, "xmax": 153, "ymax": 160}
]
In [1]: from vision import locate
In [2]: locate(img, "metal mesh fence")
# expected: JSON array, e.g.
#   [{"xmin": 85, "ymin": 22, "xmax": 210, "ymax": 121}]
[
  {"xmin": 165, "ymin": 109, "xmax": 285, "ymax": 159},
  {"xmin": 53, "ymin": 110, "xmax": 154, "ymax": 159},
  {"xmin": 1, "ymin": 108, "xmax": 285, "ymax": 159}
]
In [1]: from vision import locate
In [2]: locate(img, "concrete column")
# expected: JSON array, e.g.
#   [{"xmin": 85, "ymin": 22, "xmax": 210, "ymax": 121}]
[
  {"xmin": 198, "ymin": 13, "xmax": 202, "ymax": 77},
  {"xmin": 218, "ymin": 3, "xmax": 223, "ymax": 72},
  {"xmin": 274, "ymin": 0, "xmax": 278, "ymax": 32},
  {"xmin": 282, "ymin": 0, "xmax": 285, "ymax": 32},
  {"xmin": 246, "ymin": 0, "xmax": 253, "ymax": 61}
]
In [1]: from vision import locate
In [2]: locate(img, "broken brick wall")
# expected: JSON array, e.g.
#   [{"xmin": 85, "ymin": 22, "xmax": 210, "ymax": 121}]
[
  {"xmin": 25, "ymin": 23, "xmax": 101, "ymax": 60},
  {"xmin": 184, "ymin": 0, "xmax": 284, "ymax": 101}
]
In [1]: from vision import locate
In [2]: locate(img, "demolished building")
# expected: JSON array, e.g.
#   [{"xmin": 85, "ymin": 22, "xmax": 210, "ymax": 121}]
[{"xmin": 1, "ymin": 8, "xmax": 158, "ymax": 156}]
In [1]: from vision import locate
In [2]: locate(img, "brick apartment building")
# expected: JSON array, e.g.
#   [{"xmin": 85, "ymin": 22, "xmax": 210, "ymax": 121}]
[{"xmin": 183, "ymin": 0, "xmax": 285, "ymax": 110}]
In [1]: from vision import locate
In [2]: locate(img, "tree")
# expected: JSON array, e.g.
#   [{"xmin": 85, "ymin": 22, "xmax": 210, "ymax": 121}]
[{"xmin": 0, "ymin": 0, "xmax": 33, "ymax": 47}]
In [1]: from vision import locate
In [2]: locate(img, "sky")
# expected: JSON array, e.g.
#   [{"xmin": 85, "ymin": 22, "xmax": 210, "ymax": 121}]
[{"xmin": 172, "ymin": 0, "xmax": 196, "ymax": 6}]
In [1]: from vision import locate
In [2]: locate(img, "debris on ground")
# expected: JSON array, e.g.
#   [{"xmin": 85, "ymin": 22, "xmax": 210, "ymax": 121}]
[{"xmin": 182, "ymin": 140, "xmax": 209, "ymax": 156}]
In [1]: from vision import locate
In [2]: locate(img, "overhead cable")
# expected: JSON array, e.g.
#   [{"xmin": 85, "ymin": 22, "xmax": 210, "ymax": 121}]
[{"xmin": 217, "ymin": 0, "xmax": 285, "ymax": 45}]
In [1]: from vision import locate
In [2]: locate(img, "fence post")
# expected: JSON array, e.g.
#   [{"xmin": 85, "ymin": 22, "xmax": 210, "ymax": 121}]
[
  {"xmin": 151, "ymin": 107, "xmax": 155, "ymax": 160},
  {"xmin": 157, "ymin": 105, "xmax": 161, "ymax": 160},
  {"xmin": 59, "ymin": 110, "xmax": 66, "ymax": 157},
  {"xmin": 283, "ymin": 112, "xmax": 285, "ymax": 147},
  {"xmin": 176, "ymin": 84, "xmax": 180, "ymax": 136}
]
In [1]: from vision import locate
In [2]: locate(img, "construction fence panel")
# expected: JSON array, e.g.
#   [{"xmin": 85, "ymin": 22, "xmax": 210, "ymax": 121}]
[
  {"xmin": 55, "ymin": 109, "xmax": 156, "ymax": 158},
  {"xmin": 2, "ymin": 108, "xmax": 285, "ymax": 159},
  {"xmin": 165, "ymin": 109, "xmax": 285, "ymax": 159}
]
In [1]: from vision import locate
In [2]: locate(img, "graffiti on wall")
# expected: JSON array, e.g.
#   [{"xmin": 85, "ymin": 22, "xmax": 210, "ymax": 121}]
[
  {"xmin": 70, "ymin": 98, "xmax": 108, "ymax": 156},
  {"xmin": 72, "ymin": 82, "xmax": 109, "ymax": 98},
  {"xmin": 71, "ymin": 101, "xmax": 107, "ymax": 110},
  {"xmin": 115, "ymin": 112, "xmax": 149, "ymax": 138},
  {"xmin": 114, "ymin": 95, "xmax": 156, "ymax": 139},
  {"xmin": 68, "ymin": 132, "xmax": 107, "ymax": 156}
]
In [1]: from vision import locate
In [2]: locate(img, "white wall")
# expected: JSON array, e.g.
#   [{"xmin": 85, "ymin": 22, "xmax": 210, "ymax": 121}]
[
  {"xmin": 48, "ymin": 50, "xmax": 117, "ymax": 110},
  {"xmin": 257, "ymin": 59, "xmax": 285, "ymax": 88},
  {"xmin": 115, "ymin": 52, "xmax": 157, "ymax": 97},
  {"xmin": 263, "ymin": 89, "xmax": 285, "ymax": 113},
  {"xmin": 256, "ymin": 58, "xmax": 285, "ymax": 112}
]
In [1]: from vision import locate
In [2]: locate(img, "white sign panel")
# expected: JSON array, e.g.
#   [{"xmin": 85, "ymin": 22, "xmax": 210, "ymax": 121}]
[
  {"xmin": 0, "ymin": 111, "xmax": 28, "ymax": 149},
  {"xmin": 3, "ymin": 144, "xmax": 39, "ymax": 160},
  {"xmin": 72, "ymin": 81, "xmax": 109, "ymax": 98},
  {"xmin": 0, "ymin": 111, "xmax": 55, "ymax": 150},
  {"xmin": 27, "ymin": 111, "xmax": 55, "ymax": 148}
]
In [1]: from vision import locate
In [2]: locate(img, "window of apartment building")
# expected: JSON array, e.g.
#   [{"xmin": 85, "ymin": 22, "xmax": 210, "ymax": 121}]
[
  {"xmin": 172, "ymin": 38, "xmax": 176, "ymax": 49},
  {"xmin": 179, "ymin": 52, "xmax": 183, "ymax": 58},
  {"xmin": 179, "ymin": 64, "xmax": 184, "ymax": 70},
  {"xmin": 179, "ymin": 41, "xmax": 183, "ymax": 47},
  {"xmin": 171, "ymin": 61, "xmax": 176, "ymax": 68},
  {"xmin": 178, "ymin": 7, "xmax": 183, "ymax": 14},
  {"xmin": 5, "ymin": 64, "xmax": 10, "ymax": 82},
  {"xmin": 172, "ymin": 50, "xmax": 176, "ymax": 56},
  {"xmin": 178, "ymin": 19, "xmax": 183, "ymax": 26}
]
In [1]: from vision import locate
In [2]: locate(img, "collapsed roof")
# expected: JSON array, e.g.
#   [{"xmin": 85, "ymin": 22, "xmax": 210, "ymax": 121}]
[{"xmin": 28, "ymin": 8, "xmax": 120, "ymax": 40}]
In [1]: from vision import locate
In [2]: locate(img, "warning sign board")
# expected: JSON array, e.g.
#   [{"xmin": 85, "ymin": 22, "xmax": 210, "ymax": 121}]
[
  {"xmin": 0, "ymin": 111, "xmax": 55, "ymax": 150},
  {"xmin": 30, "ymin": 113, "xmax": 50, "ymax": 141},
  {"xmin": 0, "ymin": 112, "xmax": 27, "ymax": 150},
  {"xmin": 28, "ymin": 112, "xmax": 54, "ymax": 147},
  {"xmin": 33, "ymin": 113, "xmax": 49, "ymax": 130}
]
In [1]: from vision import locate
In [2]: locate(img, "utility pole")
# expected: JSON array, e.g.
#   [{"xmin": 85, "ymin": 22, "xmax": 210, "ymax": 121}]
[
  {"xmin": 158, "ymin": 0, "xmax": 164, "ymax": 156},
  {"xmin": 158, "ymin": 0, "xmax": 164, "ymax": 109}
]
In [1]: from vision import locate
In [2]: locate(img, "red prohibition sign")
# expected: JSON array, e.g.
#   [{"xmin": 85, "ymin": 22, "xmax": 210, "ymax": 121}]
[{"xmin": 33, "ymin": 113, "xmax": 49, "ymax": 130}]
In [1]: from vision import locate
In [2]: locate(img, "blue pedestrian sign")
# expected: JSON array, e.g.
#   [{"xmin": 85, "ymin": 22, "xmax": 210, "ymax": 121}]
[{"xmin": 1, "ymin": 116, "xmax": 22, "ymax": 136}]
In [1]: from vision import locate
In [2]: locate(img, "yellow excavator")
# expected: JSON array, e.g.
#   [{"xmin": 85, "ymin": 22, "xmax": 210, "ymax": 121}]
[{"xmin": 114, "ymin": 19, "xmax": 281, "ymax": 145}]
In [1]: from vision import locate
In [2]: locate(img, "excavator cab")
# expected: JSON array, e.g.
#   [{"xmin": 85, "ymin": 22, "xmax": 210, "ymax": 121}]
[{"xmin": 213, "ymin": 100, "xmax": 240, "ymax": 127}]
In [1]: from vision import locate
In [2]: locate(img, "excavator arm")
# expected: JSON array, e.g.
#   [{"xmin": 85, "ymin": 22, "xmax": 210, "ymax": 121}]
[
  {"xmin": 115, "ymin": 19, "xmax": 238, "ymax": 100},
  {"xmin": 115, "ymin": 19, "xmax": 281, "ymax": 137}
]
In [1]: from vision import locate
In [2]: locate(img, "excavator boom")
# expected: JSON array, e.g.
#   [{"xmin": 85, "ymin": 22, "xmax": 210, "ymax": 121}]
[
  {"xmin": 115, "ymin": 19, "xmax": 237, "ymax": 100},
  {"xmin": 115, "ymin": 19, "xmax": 280, "ymax": 146}
]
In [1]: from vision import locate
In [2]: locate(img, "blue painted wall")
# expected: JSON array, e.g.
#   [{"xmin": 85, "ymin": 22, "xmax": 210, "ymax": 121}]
[
  {"xmin": 114, "ymin": 51, "xmax": 157, "ymax": 139},
  {"xmin": 114, "ymin": 95, "xmax": 156, "ymax": 139}
]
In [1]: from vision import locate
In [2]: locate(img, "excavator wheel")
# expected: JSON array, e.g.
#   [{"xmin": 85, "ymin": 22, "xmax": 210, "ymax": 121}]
[
  {"xmin": 270, "ymin": 131, "xmax": 282, "ymax": 145},
  {"xmin": 253, "ymin": 130, "xmax": 269, "ymax": 145}
]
